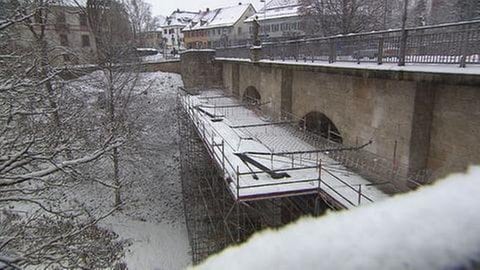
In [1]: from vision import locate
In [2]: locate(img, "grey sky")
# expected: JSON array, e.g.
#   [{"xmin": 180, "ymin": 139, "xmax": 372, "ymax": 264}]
[{"xmin": 146, "ymin": 0, "xmax": 264, "ymax": 17}]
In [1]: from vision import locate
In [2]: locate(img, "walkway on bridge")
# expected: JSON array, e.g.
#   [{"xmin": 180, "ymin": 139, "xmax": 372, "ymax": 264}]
[
  {"xmin": 179, "ymin": 89, "xmax": 389, "ymax": 209},
  {"xmin": 178, "ymin": 88, "xmax": 416, "ymax": 263}
]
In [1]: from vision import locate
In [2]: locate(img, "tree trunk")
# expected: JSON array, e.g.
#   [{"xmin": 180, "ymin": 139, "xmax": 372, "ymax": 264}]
[
  {"xmin": 113, "ymin": 146, "xmax": 121, "ymax": 207},
  {"xmin": 107, "ymin": 67, "xmax": 122, "ymax": 208}
]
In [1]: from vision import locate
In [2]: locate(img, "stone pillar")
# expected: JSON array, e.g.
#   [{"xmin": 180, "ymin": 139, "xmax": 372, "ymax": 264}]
[
  {"xmin": 250, "ymin": 46, "xmax": 262, "ymax": 62},
  {"xmin": 408, "ymin": 82, "xmax": 436, "ymax": 176},
  {"xmin": 232, "ymin": 64, "xmax": 240, "ymax": 96},
  {"xmin": 180, "ymin": 49, "xmax": 223, "ymax": 90},
  {"xmin": 250, "ymin": 17, "xmax": 262, "ymax": 63},
  {"xmin": 281, "ymin": 69, "xmax": 293, "ymax": 117}
]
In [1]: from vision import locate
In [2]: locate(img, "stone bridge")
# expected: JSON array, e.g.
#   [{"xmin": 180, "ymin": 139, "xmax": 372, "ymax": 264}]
[{"xmin": 180, "ymin": 50, "xmax": 480, "ymax": 181}]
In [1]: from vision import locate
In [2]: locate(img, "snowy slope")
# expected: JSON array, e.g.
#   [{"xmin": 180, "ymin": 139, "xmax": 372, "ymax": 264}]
[
  {"xmin": 194, "ymin": 167, "xmax": 480, "ymax": 270},
  {"xmin": 67, "ymin": 71, "xmax": 191, "ymax": 270}
]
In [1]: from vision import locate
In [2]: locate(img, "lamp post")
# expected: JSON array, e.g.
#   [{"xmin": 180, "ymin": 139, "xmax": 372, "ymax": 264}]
[
  {"xmin": 260, "ymin": 0, "xmax": 267, "ymax": 39},
  {"xmin": 383, "ymin": 0, "xmax": 388, "ymax": 29},
  {"xmin": 399, "ymin": 0, "xmax": 409, "ymax": 66}
]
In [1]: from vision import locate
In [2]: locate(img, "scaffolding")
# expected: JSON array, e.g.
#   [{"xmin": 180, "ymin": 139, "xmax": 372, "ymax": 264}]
[{"xmin": 177, "ymin": 88, "xmax": 415, "ymax": 264}]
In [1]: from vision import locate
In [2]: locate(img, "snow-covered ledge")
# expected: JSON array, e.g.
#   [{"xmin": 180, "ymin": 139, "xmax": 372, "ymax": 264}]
[{"xmin": 194, "ymin": 167, "xmax": 480, "ymax": 270}]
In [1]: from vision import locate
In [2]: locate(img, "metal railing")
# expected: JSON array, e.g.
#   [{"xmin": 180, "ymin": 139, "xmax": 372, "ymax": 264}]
[
  {"xmin": 179, "ymin": 91, "xmax": 380, "ymax": 207},
  {"xmin": 216, "ymin": 20, "xmax": 480, "ymax": 67},
  {"xmin": 198, "ymin": 90, "xmax": 434, "ymax": 193}
]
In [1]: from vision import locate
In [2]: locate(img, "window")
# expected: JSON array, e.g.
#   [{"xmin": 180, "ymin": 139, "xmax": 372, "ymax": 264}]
[
  {"xmin": 261, "ymin": 25, "xmax": 271, "ymax": 33},
  {"xmin": 79, "ymin": 14, "xmax": 88, "ymax": 27},
  {"xmin": 56, "ymin": 12, "xmax": 66, "ymax": 24},
  {"xmin": 59, "ymin": 34, "xmax": 69, "ymax": 47},
  {"xmin": 81, "ymin": 35, "xmax": 90, "ymax": 47},
  {"xmin": 298, "ymin": 21, "xmax": 306, "ymax": 30},
  {"xmin": 169, "ymin": 29, "xmax": 174, "ymax": 34},
  {"xmin": 237, "ymin": 27, "xmax": 242, "ymax": 35},
  {"xmin": 164, "ymin": 29, "xmax": 167, "ymax": 34}
]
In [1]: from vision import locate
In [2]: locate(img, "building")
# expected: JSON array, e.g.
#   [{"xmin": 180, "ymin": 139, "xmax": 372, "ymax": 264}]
[
  {"xmin": 182, "ymin": 3, "xmax": 256, "ymax": 49},
  {"xmin": 138, "ymin": 29, "xmax": 163, "ymax": 49},
  {"xmin": 7, "ymin": 4, "xmax": 98, "ymax": 65},
  {"xmin": 160, "ymin": 9, "xmax": 200, "ymax": 50},
  {"xmin": 245, "ymin": 0, "xmax": 305, "ymax": 41}
]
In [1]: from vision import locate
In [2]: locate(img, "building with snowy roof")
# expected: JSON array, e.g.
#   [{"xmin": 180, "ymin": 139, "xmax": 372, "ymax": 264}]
[
  {"xmin": 6, "ymin": 4, "xmax": 99, "ymax": 65},
  {"xmin": 182, "ymin": 3, "xmax": 256, "ymax": 49},
  {"xmin": 160, "ymin": 9, "xmax": 200, "ymax": 50},
  {"xmin": 245, "ymin": 0, "xmax": 306, "ymax": 40}
]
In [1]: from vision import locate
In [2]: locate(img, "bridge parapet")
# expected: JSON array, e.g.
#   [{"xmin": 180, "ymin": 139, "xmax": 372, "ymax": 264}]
[{"xmin": 216, "ymin": 20, "xmax": 480, "ymax": 68}]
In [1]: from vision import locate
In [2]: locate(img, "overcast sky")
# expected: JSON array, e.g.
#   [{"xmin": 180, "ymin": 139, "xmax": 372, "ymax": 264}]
[{"xmin": 146, "ymin": 0, "xmax": 264, "ymax": 17}]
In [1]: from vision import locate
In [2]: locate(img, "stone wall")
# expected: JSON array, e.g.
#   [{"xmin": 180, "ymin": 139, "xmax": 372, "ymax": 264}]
[
  {"xmin": 290, "ymin": 70, "xmax": 416, "ymax": 167},
  {"xmin": 142, "ymin": 60, "xmax": 181, "ymax": 74},
  {"xmin": 218, "ymin": 58, "xmax": 480, "ymax": 181},
  {"xmin": 428, "ymin": 84, "xmax": 480, "ymax": 177},
  {"xmin": 180, "ymin": 50, "xmax": 223, "ymax": 90}
]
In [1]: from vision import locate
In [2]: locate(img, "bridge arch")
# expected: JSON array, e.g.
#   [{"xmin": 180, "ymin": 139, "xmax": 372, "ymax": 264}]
[
  {"xmin": 303, "ymin": 111, "xmax": 343, "ymax": 144},
  {"xmin": 242, "ymin": 86, "xmax": 261, "ymax": 105}
]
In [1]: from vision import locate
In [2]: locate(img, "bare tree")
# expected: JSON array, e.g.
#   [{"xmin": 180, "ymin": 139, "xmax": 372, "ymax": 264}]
[
  {"xmin": 0, "ymin": 0, "xmax": 127, "ymax": 268},
  {"xmin": 81, "ymin": 0, "xmax": 145, "ymax": 208},
  {"xmin": 299, "ymin": 0, "xmax": 386, "ymax": 35},
  {"xmin": 126, "ymin": 0, "xmax": 157, "ymax": 43},
  {"xmin": 410, "ymin": 0, "xmax": 427, "ymax": 26},
  {"xmin": 428, "ymin": 0, "xmax": 480, "ymax": 25}
]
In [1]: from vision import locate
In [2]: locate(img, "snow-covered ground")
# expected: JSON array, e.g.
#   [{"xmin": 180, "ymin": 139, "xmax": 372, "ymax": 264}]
[
  {"xmin": 103, "ymin": 214, "xmax": 189, "ymax": 270},
  {"xmin": 194, "ymin": 167, "xmax": 480, "ymax": 270},
  {"xmin": 69, "ymin": 71, "xmax": 191, "ymax": 270}
]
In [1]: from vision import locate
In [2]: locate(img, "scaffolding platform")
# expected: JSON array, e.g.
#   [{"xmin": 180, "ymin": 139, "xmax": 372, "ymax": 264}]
[{"xmin": 179, "ymin": 89, "xmax": 389, "ymax": 209}]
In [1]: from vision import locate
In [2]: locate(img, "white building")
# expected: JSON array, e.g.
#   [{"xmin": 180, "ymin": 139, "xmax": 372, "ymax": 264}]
[
  {"xmin": 245, "ymin": 0, "xmax": 305, "ymax": 40},
  {"xmin": 160, "ymin": 9, "xmax": 200, "ymax": 50},
  {"xmin": 183, "ymin": 3, "xmax": 256, "ymax": 48}
]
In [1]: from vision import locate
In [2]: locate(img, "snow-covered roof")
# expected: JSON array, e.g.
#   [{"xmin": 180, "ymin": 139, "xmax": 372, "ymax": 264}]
[
  {"xmin": 245, "ymin": 0, "xmax": 301, "ymax": 22},
  {"xmin": 161, "ymin": 10, "xmax": 200, "ymax": 28},
  {"xmin": 184, "ymin": 4, "xmax": 254, "ymax": 31},
  {"xmin": 155, "ymin": 15, "xmax": 166, "ymax": 30},
  {"xmin": 262, "ymin": 0, "xmax": 300, "ymax": 10}
]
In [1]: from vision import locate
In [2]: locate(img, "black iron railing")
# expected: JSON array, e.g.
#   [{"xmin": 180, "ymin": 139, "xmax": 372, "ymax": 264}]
[{"xmin": 216, "ymin": 20, "xmax": 480, "ymax": 67}]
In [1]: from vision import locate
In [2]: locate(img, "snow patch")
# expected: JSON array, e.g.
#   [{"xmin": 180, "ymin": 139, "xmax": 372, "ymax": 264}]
[{"xmin": 194, "ymin": 167, "xmax": 480, "ymax": 270}]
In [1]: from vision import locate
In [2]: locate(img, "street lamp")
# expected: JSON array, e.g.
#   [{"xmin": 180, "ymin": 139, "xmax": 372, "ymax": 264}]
[
  {"xmin": 399, "ymin": 0, "xmax": 409, "ymax": 66},
  {"xmin": 383, "ymin": 0, "xmax": 388, "ymax": 29},
  {"xmin": 260, "ymin": 0, "xmax": 267, "ymax": 38}
]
